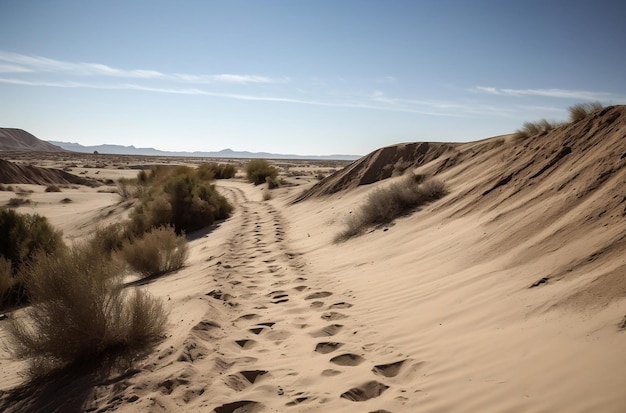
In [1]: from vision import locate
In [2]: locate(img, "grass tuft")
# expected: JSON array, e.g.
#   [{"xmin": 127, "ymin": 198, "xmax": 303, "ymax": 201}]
[
  {"xmin": 568, "ymin": 102, "xmax": 604, "ymax": 122},
  {"xmin": 335, "ymin": 174, "xmax": 447, "ymax": 242}
]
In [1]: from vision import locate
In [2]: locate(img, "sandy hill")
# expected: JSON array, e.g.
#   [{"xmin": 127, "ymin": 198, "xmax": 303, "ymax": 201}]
[
  {"xmin": 0, "ymin": 158, "xmax": 98, "ymax": 186},
  {"xmin": 303, "ymin": 105, "xmax": 626, "ymax": 308},
  {"xmin": 1, "ymin": 106, "xmax": 625, "ymax": 413},
  {"xmin": 0, "ymin": 128, "xmax": 65, "ymax": 152}
]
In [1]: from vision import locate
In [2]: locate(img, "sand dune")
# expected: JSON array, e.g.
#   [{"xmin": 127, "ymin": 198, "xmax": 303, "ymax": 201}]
[{"xmin": 1, "ymin": 107, "xmax": 626, "ymax": 412}]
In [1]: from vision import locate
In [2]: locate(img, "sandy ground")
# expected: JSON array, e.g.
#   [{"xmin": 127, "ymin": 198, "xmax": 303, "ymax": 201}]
[{"xmin": 0, "ymin": 149, "xmax": 625, "ymax": 412}]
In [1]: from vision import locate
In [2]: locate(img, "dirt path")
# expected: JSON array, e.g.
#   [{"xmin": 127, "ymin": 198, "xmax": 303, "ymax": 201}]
[{"xmin": 0, "ymin": 181, "xmax": 411, "ymax": 413}]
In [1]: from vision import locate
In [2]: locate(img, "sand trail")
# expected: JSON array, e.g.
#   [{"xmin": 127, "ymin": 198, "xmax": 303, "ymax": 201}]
[{"xmin": 47, "ymin": 180, "xmax": 409, "ymax": 413}]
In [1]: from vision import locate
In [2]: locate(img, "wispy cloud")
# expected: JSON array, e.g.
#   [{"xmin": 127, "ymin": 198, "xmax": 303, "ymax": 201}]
[
  {"xmin": 471, "ymin": 86, "xmax": 616, "ymax": 101},
  {"xmin": 0, "ymin": 51, "xmax": 284, "ymax": 84},
  {"xmin": 0, "ymin": 76, "xmax": 464, "ymax": 117}
]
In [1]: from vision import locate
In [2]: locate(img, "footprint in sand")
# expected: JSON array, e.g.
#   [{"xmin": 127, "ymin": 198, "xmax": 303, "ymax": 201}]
[
  {"xmin": 372, "ymin": 359, "xmax": 408, "ymax": 378},
  {"xmin": 329, "ymin": 301, "xmax": 353, "ymax": 309},
  {"xmin": 305, "ymin": 291, "xmax": 333, "ymax": 300},
  {"xmin": 315, "ymin": 342, "xmax": 344, "ymax": 354},
  {"xmin": 212, "ymin": 400, "xmax": 261, "ymax": 413},
  {"xmin": 321, "ymin": 311, "xmax": 348, "ymax": 321},
  {"xmin": 340, "ymin": 381, "xmax": 389, "ymax": 402},
  {"xmin": 310, "ymin": 324, "xmax": 343, "ymax": 337},
  {"xmin": 330, "ymin": 353, "xmax": 365, "ymax": 366},
  {"xmin": 235, "ymin": 339, "xmax": 257, "ymax": 349}
]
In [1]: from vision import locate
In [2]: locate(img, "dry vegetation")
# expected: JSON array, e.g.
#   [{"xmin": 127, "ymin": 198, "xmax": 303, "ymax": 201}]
[
  {"xmin": 514, "ymin": 102, "xmax": 604, "ymax": 138},
  {"xmin": 122, "ymin": 226, "xmax": 188, "ymax": 278},
  {"xmin": 335, "ymin": 174, "xmax": 447, "ymax": 242},
  {"xmin": 6, "ymin": 242, "xmax": 167, "ymax": 375},
  {"xmin": 568, "ymin": 101, "xmax": 604, "ymax": 122},
  {"xmin": 0, "ymin": 210, "xmax": 64, "ymax": 309},
  {"xmin": 245, "ymin": 159, "xmax": 278, "ymax": 185},
  {"xmin": 125, "ymin": 165, "xmax": 233, "ymax": 235},
  {"xmin": 0, "ymin": 162, "xmax": 235, "ymax": 375}
]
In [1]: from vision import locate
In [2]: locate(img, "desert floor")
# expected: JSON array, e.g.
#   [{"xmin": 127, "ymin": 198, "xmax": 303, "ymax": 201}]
[{"xmin": 1, "ymin": 156, "xmax": 625, "ymax": 413}]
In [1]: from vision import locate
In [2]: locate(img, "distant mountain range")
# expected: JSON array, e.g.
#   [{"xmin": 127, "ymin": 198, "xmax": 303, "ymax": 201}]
[{"xmin": 48, "ymin": 140, "xmax": 360, "ymax": 161}]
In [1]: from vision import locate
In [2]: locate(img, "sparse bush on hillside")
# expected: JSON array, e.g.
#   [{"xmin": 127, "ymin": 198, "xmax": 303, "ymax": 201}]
[
  {"xmin": 122, "ymin": 226, "xmax": 188, "ymax": 278},
  {"xmin": 514, "ymin": 119, "xmax": 564, "ymax": 138},
  {"xmin": 568, "ymin": 102, "xmax": 604, "ymax": 122},
  {"xmin": 335, "ymin": 174, "xmax": 447, "ymax": 242},
  {"xmin": 5, "ymin": 243, "xmax": 167, "ymax": 375},
  {"xmin": 45, "ymin": 185, "xmax": 61, "ymax": 193},
  {"xmin": 245, "ymin": 159, "xmax": 278, "ymax": 186},
  {"xmin": 514, "ymin": 102, "xmax": 605, "ymax": 139}
]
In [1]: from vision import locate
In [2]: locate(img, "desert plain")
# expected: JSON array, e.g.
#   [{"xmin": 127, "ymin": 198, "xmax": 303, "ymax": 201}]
[{"xmin": 1, "ymin": 106, "xmax": 626, "ymax": 413}]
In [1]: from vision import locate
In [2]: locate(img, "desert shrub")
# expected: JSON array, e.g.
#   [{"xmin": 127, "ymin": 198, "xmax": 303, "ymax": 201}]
[
  {"xmin": 568, "ymin": 102, "xmax": 603, "ymax": 122},
  {"xmin": 0, "ymin": 210, "xmax": 64, "ymax": 308},
  {"xmin": 7, "ymin": 197, "xmax": 30, "ymax": 207},
  {"xmin": 162, "ymin": 172, "xmax": 232, "ymax": 233},
  {"xmin": 117, "ymin": 178, "xmax": 137, "ymax": 200},
  {"xmin": 335, "ymin": 174, "xmax": 447, "ymax": 242},
  {"xmin": 198, "ymin": 162, "xmax": 237, "ymax": 180},
  {"xmin": 0, "ymin": 257, "xmax": 15, "ymax": 308},
  {"xmin": 60, "ymin": 197, "xmax": 73, "ymax": 204},
  {"xmin": 266, "ymin": 175, "xmax": 279, "ymax": 189},
  {"xmin": 5, "ymin": 243, "xmax": 167, "ymax": 374},
  {"xmin": 89, "ymin": 223, "xmax": 128, "ymax": 256},
  {"xmin": 245, "ymin": 159, "xmax": 278, "ymax": 185},
  {"xmin": 45, "ymin": 185, "xmax": 61, "ymax": 193},
  {"xmin": 121, "ymin": 226, "xmax": 188, "ymax": 278},
  {"xmin": 0, "ymin": 209, "xmax": 64, "ymax": 274},
  {"xmin": 124, "ymin": 164, "xmax": 232, "ymax": 236}
]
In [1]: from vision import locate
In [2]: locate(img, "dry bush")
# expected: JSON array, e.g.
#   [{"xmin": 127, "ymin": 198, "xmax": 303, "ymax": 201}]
[
  {"xmin": 568, "ymin": 102, "xmax": 604, "ymax": 122},
  {"xmin": 122, "ymin": 226, "xmax": 188, "ymax": 278},
  {"xmin": 89, "ymin": 223, "xmax": 128, "ymax": 256},
  {"xmin": 60, "ymin": 197, "xmax": 73, "ymax": 204},
  {"xmin": 0, "ymin": 210, "xmax": 64, "ymax": 271},
  {"xmin": 127, "ymin": 165, "xmax": 232, "ymax": 235},
  {"xmin": 245, "ymin": 159, "xmax": 278, "ymax": 185},
  {"xmin": 335, "ymin": 174, "xmax": 447, "ymax": 242},
  {"xmin": 7, "ymin": 198, "xmax": 30, "ymax": 207},
  {"xmin": 45, "ymin": 185, "xmax": 61, "ymax": 193},
  {"xmin": 0, "ymin": 257, "xmax": 15, "ymax": 308},
  {"xmin": 117, "ymin": 178, "xmax": 138, "ymax": 200},
  {"xmin": 5, "ymin": 243, "xmax": 167, "ymax": 375},
  {"xmin": 197, "ymin": 162, "xmax": 237, "ymax": 180},
  {"xmin": 266, "ymin": 175, "xmax": 279, "ymax": 189}
]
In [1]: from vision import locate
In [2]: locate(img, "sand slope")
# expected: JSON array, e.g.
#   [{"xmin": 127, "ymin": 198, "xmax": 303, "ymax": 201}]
[{"xmin": 1, "ymin": 106, "xmax": 626, "ymax": 412}]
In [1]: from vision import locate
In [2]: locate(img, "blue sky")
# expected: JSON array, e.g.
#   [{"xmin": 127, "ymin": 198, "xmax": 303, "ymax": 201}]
[{"xmin": 1, "ymin": 0, "xmax": 625, "ymax": 155}]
